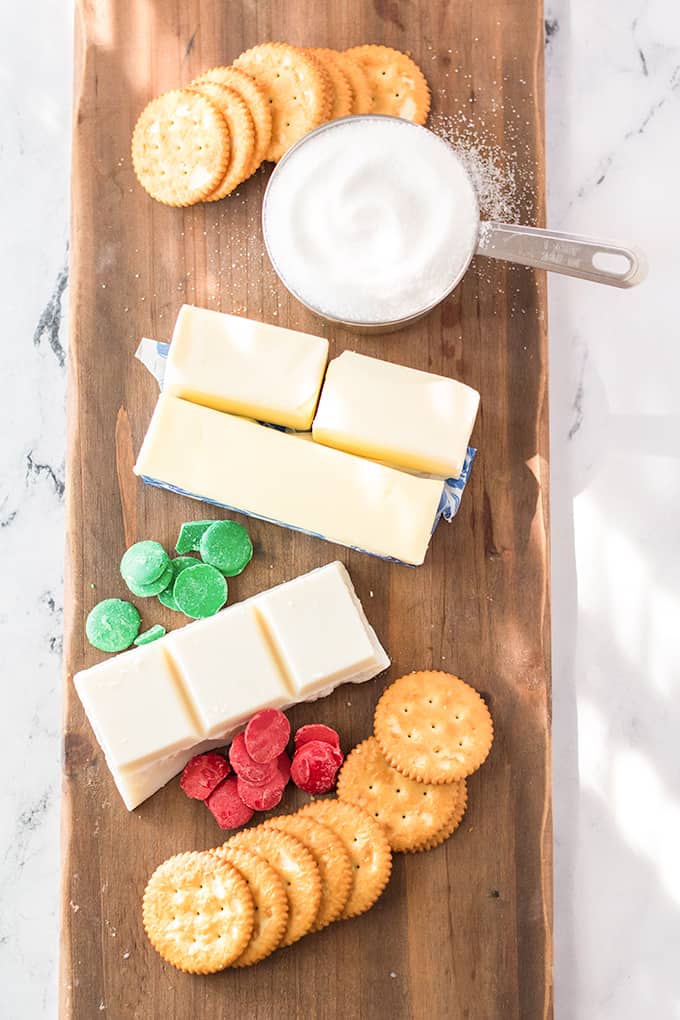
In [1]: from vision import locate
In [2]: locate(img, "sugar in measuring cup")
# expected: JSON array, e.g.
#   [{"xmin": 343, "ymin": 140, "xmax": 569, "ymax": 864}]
[{"xmin": 262, "ymin": 116, "xmax": 646, "ymax": 333}]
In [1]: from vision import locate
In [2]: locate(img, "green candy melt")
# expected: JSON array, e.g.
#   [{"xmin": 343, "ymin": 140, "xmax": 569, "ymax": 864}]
[
  {"xmin": 173, "ymin": 563, "xmax": 228, "ymax": 619},
  {"xmin": 124, "ymin": 560, "xmax": 174, "ymax": 598},
  {"xmin": 86, "ymin": 599, "xmax": 141, "ymax": 653},
  {"xmin": 175, "ymin": 521, "xmax": 215, "ymax": 555},
  {"xmin": 134, "ymin": 624, "xmax": 167, "ymax": 646},
  {"xmin": 158, "ymin": 556, "xmax": 198, "ymax": 611},
  {"xmin": 120, "ymin": 540, "xmax": 170, "ymax": 587},
  {"xmin": 199, "ymin": 520, "xmax": 253, "ymax": 577}
]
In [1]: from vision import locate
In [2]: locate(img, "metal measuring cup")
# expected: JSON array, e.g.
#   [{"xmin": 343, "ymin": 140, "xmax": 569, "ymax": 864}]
[{"xmin": 262, "ymin": 116, "xmax": 647, "ymax": 334}]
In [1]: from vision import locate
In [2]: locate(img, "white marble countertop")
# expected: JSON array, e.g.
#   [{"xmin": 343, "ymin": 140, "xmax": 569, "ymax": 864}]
[{"xmin": 1, "ymin": 1, "xmax": 678, "ymax": 1016}]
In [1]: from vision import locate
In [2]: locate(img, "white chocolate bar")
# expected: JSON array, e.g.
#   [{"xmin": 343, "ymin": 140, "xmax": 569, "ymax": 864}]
[
  {"xmin": 163, "ymin": 305, "xmax": 329, "ymax": 430},
  {"xmin": 134, "ymin": 393, "xmax": 444, "ymax": 566},
  {"xmin": 312, "ymin": 351, "xmax": 480, "ymax": 480},
  {"xmin": 74, "ymin": 563, "xmax": 389, "ymax": 810}
]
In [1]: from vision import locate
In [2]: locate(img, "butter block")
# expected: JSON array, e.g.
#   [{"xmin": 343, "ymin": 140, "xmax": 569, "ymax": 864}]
[
  {"xmin": 134, "ymin": 394, "xmax": 444, "ymax": 566},
  {"xmin": 163, "ymin": 305, "xmax": 329, "ymax": 430},
  {"xmin": 254, "ymin": 561, "xmax": 388, "ymax": 697},
  {"xmin": 74, "ymin": 563, "xmax": 389, "ymax": 810},
  {"xmin": 73, "ymin": 641, "xmax": 201, "ymax": 770},
  {"xmin": 312, "ymin": 350, "xmax": 480, "ymax": 479},
  {"xmin": 165, "ymin": 603, "xmax": 288, "ymax": 736}
]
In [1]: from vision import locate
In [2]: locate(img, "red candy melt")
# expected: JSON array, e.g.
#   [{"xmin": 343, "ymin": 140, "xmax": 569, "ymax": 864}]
[
  {"xmin": 244, "ymin": 708, "xmax": 291, "ymax": 764},
  {"xmin": 237, "ymin": 752, "xmax": 291, "ymax": 811},
  {"xmin": 294, "ymin": 723, "xmax": 341, "ymax": 751},
  {"xmin": 206, "ymin": 776, "xmax": 254, "ymax": 830},
  {"xmin": 291, "ymin": 740, "xmax": 344, "ymax": 794},
  {"xmin": 179, "ymin": 752, "xmax": 231, "ymax": 800},
  {"xmin": 229, "ymin": 732, "xmax": 279, "ymax": 784}
]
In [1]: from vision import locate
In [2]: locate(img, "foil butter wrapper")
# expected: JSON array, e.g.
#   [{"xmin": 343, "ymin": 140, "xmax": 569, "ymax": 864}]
[{"xmin": 135, "ymin": 338, "xmax": 476, "ymax": 563}]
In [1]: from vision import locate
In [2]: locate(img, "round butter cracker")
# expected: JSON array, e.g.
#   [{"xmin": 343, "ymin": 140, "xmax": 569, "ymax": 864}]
[
  {"xmin": 299, "ymin": 799, "xmax": 392, "ymax": 919},
  {"xmin": 188, "ymin": 82, "xmax": 255, "ymax": 199},
  {"xmin": 374, "ymin": 671, "xmax": 494, "ymax": 785},
  {"xmin": 264, "ymin": 814, "xmax": 353, "ymax": 929},
  {"xmin": 337, "ymin": 736, "xmax": 462, "ymax": 853},
  {"xmin": 345, "ymin": 45, "xmax": 431, "ymax": 124},
  {"xmin": 410, "ymin": 778, "xmax": 468, "ymax": 853},
  {"xmin": 225, "ymin": 826, "xmax": 321, "ymax": 946},
  {"xmin": 234, "ymin": 42, "xmax": 331, "ymax": 161},
  {"xmin": 132, "ymin": 89, "xmax": 230, "ymax": 206},
  {"xmin": 214, "ymin": 845, "xmax": 288, "ymax": 966},
  {"xmin": 142, "ymin": 850, "xmax": 254, "ymax": 973},
  {"xmin": 193, "ymin": 65, "xmax": 272, "ymax": 175}
]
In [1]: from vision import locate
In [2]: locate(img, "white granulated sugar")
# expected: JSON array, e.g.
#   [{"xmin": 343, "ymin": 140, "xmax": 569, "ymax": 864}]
[{"xmin": 263, "ymin": 117, "xmax": 479, "ymax": 325}]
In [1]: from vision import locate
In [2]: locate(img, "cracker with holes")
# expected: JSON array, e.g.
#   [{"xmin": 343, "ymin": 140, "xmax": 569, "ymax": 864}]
[
  {"xmin": 234, "ymin": 42, "xmax": 331, "ymax": 161},
  {"xmin": 412, "ymin": 778, "xmax": 468, "ymax": 852},
  {"xmin": 374, "ymin": 671, "xmax": 493, "ymax": 784},
  {"xmin": 214, "ymin": 845, "xmax": 288, "ymax": 966},
  {"xmin": 193, "ymin": 65, "xmax": 272, "ymax": 173},
  {"xmin": 299, "ymin": 799, "xmax": 391, "ymax": 918},
  {"xmin": 223, "ymin": 826, "xmax": 321, "ymax": 946},
  {"xmin": 336, "ymin": 736, "xmax": 462, "ymax": 853},
  {"xmin": 142, "ymin": 850, "xmax": 254, "ymax": 973},
  {"xmin": 345, "ymin": 45, "xmax": 430, "ymax": 125},
  {"xmin": 132, "ymin": 89, "xmax": 230, "ymax": 206},
  {"xmin": 188, "ymin": 82, "xmax": 255, "ymax": 199},
  {"xmin": 264, "ymin": 814, "xmax": 353, "ymax": 929}
]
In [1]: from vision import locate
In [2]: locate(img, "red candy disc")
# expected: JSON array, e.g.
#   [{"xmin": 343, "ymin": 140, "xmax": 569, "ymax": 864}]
[
  {"xmin": 294, "ymin": 724, "xmax": 341, "ymax": 751},
  {"xmin": 244, "ymin": 708, "xmax": 291, "ymax": 764},
  {"xmin": 179, "ymin": 752, "xmax": 231, "ymax": 800},
  {"xmin": 235, "ymin": 752, "xmax": 291, "ymax": 812},
  {"xmin": 229, "ymin": 732, "xmax": 279, "ymax": 784},
  {"xmin": 291, "ymin": 740, "xmax": 344, "ymax": 794},
  {"xmin": 206, "ymin": 776, "xmax": 254, "ymax": 829}
]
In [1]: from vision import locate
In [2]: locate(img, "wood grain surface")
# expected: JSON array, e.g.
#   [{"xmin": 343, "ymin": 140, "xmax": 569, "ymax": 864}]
[{"xmin": 61, "ymin": 1, "xmax": 552, "ymax": 1017}]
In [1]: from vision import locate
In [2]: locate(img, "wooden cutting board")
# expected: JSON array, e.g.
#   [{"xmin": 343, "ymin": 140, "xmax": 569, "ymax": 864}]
[{"xmin": 61, "ymin": 2, "xmax": 551, "ymax": 1017}]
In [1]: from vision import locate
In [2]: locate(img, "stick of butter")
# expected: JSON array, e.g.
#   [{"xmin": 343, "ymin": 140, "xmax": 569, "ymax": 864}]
[
  {"xmin": 312, "ymin": 351, "xmax": 480, "ymax": 479},
  {"xmin": 163, "ymin": 305, "xmax": 329, "ymax": 430},
  {"xmin": 73, "ymin": 562, "xmax": 389, "ymax": 810},
  {"xmin": 134, "ymin": 393, "xmax": 444, "ymax": 566}
]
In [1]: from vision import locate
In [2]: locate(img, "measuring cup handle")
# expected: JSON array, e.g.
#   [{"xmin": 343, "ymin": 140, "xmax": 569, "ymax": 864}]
[{"xmin": 475, "ymin": 221, "xmax": 647, "ymax": 288}]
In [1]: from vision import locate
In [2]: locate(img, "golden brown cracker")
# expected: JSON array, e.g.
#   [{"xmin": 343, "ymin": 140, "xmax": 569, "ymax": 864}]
[
  {"xmin": 214, "ymin": 845, "xmax": 288, "ymax": 966},
  {"xmin": 132, "ymin": 89, "xmax": 230, "ymax": 206},
  {"xmin": 333, "ymin": 51, "xmax": 373, "ymax": 114},
  {"xmin": 410, "ymin": 779, "xmax": 468, "ymax": 852},
  {"xmin": 345, "ymin": 45, "xmax": 430, "ymax": 124},
  {"xmin": 299, "ymin": 799, "xmax": 392, "ymax": 919},
  {"xmin": 265, "ymin": 814, "xmax": 353, "ymax": 929},
  {"xmin": 234, "ymin": 42, "xmax": 330, "ymax": 161},
  {"xmin": 374, "ymin": 671, "xmax": 493, "ymax": 784},
  {"xmin": 225, "ymin": 826, "xmax": 321, "ymax": 946},
  {"xmin": 142, "ymin": 850, "xmax": 254, "ymax": 973},
  {"xmin": 337, "ymin": 736, "xmax": 461, "ymax": 853},
  {"xmin": 306, "ymin": 48, "xmax": 352, "ymax": 119},
  {"xmin": 193, "ymin": 65, "xmax": 272, "ymax": 173},
  {"xmin": 188, "ymin": 81, "xmax": 255, "ymax": 199}
]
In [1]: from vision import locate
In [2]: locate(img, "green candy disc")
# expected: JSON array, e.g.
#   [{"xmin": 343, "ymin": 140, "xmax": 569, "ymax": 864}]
[
  {"xmin": 158, "ymin": 556, "xmax": 198, "ymax": 611},
  {"xmin": 124, "ymin": 561, "xmax": 174, "ymax": 598},
  {"xmin": 86, "ymin": 599, "xmax": 141, "ymax": 653},
  {"xmin": 120, "ymin": 540, "xmax": 170, "ymax": 587},
  {"xmin": 173, "ymin": 563, "xmax": 228, "ymax": 619},
  {"xmin": 199, "ymin": 520, "xmax": 253, "ymax": 577},
  {"xmin": 134, "ymin": 624, "xmax": 167, "ymax": 646},
  {"xmin": 175, "ymin": 521, "xmax": 215, "ymax": 555}
]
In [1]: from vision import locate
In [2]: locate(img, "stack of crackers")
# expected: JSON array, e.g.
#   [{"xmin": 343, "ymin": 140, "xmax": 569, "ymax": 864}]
[
  {"xmin": 132, "ymin": 43, "xmax": 431, "ymax": 207},
  {"xmin": 143, "ymin": 671, "xmax": 492, "ymax": 973}
]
